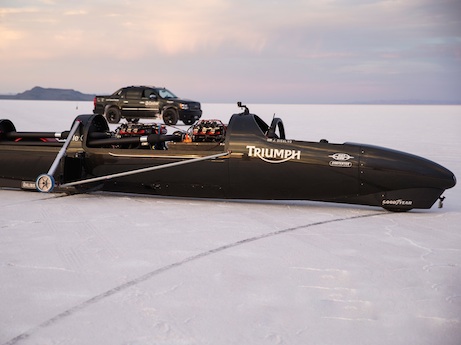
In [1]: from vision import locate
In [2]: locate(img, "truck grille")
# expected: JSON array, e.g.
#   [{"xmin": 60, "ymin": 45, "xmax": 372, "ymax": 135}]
[{"xmin": 190, "ymin": 102, "xmax": 201, "ymax": 110}]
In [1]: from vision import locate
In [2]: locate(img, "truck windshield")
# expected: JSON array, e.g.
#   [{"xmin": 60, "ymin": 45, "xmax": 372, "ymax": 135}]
[{"xmin": 157, "ymin": 88, "xmax": 177, "ymax": 99}]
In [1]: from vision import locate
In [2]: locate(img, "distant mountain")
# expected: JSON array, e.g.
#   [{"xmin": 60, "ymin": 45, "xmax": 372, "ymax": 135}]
[
  {"xmin": 1, "ymin": 87, "xmax": 460, "ymax": 104},
  {"xmin": 0, "ymin": 86, "xmax": 95, "ymax": 101}
]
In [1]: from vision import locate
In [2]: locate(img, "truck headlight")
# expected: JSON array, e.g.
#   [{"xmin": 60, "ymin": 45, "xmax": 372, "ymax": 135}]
[{"xmin": 179, "ymin": 103, "xmax": 189, "ymax": 110}]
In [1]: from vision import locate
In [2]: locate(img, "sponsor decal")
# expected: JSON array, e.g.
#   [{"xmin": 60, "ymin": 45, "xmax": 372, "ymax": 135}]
[
  {"xmin": 328, "ymin": 152, "xmax": 354, "ymax": 168},
  {"xmin": 382, "ymin": 199, "xmax": 413, "ymax": 206},
  {"xmin": 267, "ymin": 138, "xmax": 293, "ymax": 144},
  {"xmin": 246, "ymin": 145, "xmax": 301, "ymax": 163},
  {"xmin": 329, "ymin": 153, "xmax": 354, "ymax": 161},
  {"xmin": 21, "ymin": 181, "xmax": 36, "ymax": 190},
  {"xmin": 329, "ymin": 161, "xmax": 352, "ymax": 168}
]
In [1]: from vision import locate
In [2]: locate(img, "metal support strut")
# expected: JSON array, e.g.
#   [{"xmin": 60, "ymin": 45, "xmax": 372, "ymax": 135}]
[
  {"xmin": 35, "ymin": 120, "xmax": 81, "ymax": 192},
  {"xmin": 59, "ymin": 150, "xmax": 231, "ymax": 189},
  {"xmin": 438, "ymin": 196, "xmax": 445, "ymax": 208}
]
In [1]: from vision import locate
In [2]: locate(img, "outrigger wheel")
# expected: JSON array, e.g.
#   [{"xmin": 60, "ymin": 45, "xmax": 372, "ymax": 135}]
[{"xmin": 36, "ymin": 174, "xmax": 55, "ymax": 193}]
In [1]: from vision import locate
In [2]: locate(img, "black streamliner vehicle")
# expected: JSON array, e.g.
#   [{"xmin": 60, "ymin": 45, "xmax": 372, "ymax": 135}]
[{"xmin": 0, "ymin": 103, "xmax": 456, "ymax": 211}]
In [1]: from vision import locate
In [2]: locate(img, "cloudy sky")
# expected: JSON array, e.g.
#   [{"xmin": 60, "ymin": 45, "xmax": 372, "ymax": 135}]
[{"xmin": 0, "ymin": 0, "xmax": 460, "ymax": 103}]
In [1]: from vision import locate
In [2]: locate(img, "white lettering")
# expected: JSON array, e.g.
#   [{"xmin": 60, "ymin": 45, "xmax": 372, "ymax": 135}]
[
  {"xmin": 382, "ymin": 199, "xmax": 413, "ymax": 206},
  {"xmin": 292, "ymin": 151, "xmax": 301, "ymax": 160},
  {"xmin": 263, "ymin": 148, "xmax": 273, "ymax": 158},
  {"xmin": 267, "ymin": 138, "xmax": 293, "ymax": 143},
  {"xmin": 274, "ymin": 149, "xmax": 284, "ymax": 159},
  {"xmin": 246, "ymin": 145, "xmax": 301, "ymax": 163}
]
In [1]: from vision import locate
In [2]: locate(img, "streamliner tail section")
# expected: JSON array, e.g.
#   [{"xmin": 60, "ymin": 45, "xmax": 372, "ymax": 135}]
[{"xmin": 0, "ymin": 103, "xmax": 456, "ymax": 211}]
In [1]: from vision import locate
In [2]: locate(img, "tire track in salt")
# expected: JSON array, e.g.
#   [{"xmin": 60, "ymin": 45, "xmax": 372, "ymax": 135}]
[
  {"xmin": 3, "ymin": 209, "xmax": 386, "ymax": 345},
  {"xmin": 0, "ymin": 191, "xmax": 71, "ymax": 209}
]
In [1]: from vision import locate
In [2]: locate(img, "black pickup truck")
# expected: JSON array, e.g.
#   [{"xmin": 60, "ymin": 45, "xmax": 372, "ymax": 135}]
[{"xmin": 93, "ymin": 86, "xmax": 202, "ymax": 125}]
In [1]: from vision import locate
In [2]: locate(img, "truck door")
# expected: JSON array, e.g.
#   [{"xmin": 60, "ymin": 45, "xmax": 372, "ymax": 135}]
[
  {"xmin": 140, "ymin": 88, "xmax": 160, "ymax": 118},
  {"xmin": 122, "ymin": 88, "xmax": 142, "ymax": 117}
]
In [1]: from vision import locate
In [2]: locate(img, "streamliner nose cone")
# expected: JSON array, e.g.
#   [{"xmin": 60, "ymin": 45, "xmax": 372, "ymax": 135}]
[
  {"xmin": 441, "ymin": 167, "xmax": 456, "ymax": 189},
  {"xmin": 360, "ymin": 144, "xmax": 456, "ymax": 193},
  {"xmin": 414, "ymin": 160, "xmax": 456, "ymax": 192},
  {"xmin": 424, "ymin": 159, "xmax": 456, "ymax": 190}
]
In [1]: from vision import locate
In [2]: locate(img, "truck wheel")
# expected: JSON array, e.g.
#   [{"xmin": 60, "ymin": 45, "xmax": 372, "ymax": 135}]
[
  {"xmin": 105, "ymin": 107, "xmax": 121, "ymax": 124},
  {"xmin": 183, "ymin": 118, "xmax": 195, "ymax": 125},
  {"xmin": 163, "ymin": 109, "xmax": 179, "ymax": 125}
]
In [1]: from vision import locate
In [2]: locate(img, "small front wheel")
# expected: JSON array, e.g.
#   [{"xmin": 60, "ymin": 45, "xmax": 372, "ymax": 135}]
[{"xmin": 383, "ymin": 207, "xmax": 412, "ymax": 212}]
